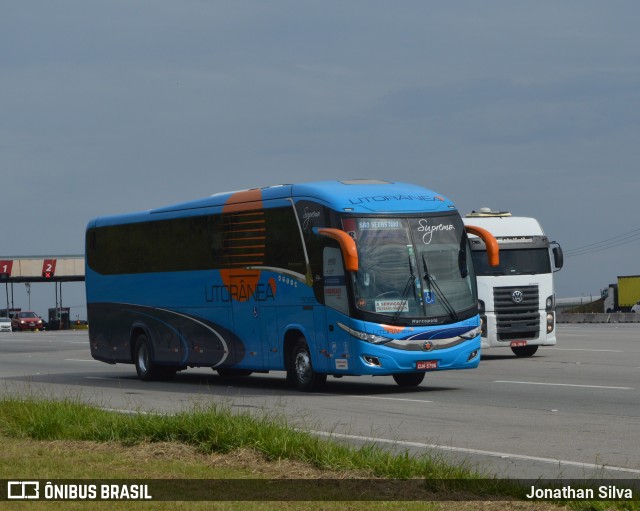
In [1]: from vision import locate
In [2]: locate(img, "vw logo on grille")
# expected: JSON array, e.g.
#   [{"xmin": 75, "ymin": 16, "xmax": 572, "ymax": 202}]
[{"xmin": 511, "ymin": 290, "xmax": 524, "ymax": 304}]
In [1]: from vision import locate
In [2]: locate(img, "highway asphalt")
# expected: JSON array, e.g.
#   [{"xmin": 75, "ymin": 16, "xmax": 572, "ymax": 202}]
[{"xmin": 1, "ymin": 324, "xmax": 638, "ymax": 481}]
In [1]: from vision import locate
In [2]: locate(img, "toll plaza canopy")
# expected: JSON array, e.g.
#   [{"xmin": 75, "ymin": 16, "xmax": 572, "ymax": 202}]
[{"xmin": 0, "ymin": 255, "xmax": 85, "ymax": 283}]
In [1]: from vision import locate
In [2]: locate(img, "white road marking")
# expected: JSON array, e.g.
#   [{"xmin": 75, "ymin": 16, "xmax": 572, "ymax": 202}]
[
  {"xmin": 349, "ymin": 396, "xmax": 433, "ymax": 404},
  {"xmin": 308, "ymin": 430, "xmax": 640, "ymax": 475},
  {"xmin": 548, "ymin": 348, "xmax": 622, "ymax": 353},
  {"xmin": 494, "ymin": 380, "xmax": 632, "ymax": 390},
  {"xmin": 100, "ymin": 408, "xmax": 152, "ymax": 415}
]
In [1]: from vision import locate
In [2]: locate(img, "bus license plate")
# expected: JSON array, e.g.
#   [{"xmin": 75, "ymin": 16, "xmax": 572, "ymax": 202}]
[
  {"xmin": 416, "ymin": 360, "xmax": 438, "ymax": 370},
  {"xmin": 510, "ymin": 340, "xmax": 527, "ymax": 347}
]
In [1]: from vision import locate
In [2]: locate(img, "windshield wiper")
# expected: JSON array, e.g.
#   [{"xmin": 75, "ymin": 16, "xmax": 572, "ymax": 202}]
[
  {"xmin": 422, "ymin": 253, "xmax": 458, "ymax": 322},
  {"xmin": 391, "ymin": 254, "xmax": 419, "ymax": 324},
  {"xmin": 391, "ymin": 275, "xmax": 415, "ymax": 324}
]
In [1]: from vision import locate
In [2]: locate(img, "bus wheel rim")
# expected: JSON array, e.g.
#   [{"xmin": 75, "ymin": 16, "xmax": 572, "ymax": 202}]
[
  {"xmin": 295, "ymin": 352, "xmax": 310, "ymax": 382},
  {"xmin": 138, "ymin": 344, "xmax": 149, "ymax": 373}
]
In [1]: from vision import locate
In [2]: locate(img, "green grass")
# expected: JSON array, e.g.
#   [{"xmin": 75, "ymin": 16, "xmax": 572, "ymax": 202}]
[
  {"xmin": 0, "ymin": 396, "xmax": 476, "ymax": 479},
  {"xmin": 0, "ymin": 397, "xmax": 636, "ymax": 510}
]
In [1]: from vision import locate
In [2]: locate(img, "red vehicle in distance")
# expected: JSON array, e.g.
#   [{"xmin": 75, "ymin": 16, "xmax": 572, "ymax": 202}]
[{"xmin": 11, "ymin": 312, "xmax": 44, "ymax": 332}]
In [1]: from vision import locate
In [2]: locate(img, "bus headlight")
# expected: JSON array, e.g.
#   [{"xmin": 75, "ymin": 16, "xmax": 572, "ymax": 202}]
[
  {"xmin": 459, "ymin": 326, "xmax": 481, "ymax": 340},
  {"xmin": 337, "ymin": 322, "xmax": 393, "ymax": 345}
]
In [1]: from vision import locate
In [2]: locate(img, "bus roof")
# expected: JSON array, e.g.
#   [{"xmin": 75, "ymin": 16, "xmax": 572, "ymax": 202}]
[{"xmin": 90, "ymin": 180, "xmax": 457, "ymax": 227}]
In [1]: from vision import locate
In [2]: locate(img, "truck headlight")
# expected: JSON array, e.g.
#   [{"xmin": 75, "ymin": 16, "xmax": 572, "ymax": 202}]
[
  {"xmin": 547, "ymin": 312, "xmax": 555, "ymax": 333},
  {"xmin": 546, "ymin": 295, "xmax": 555, "ymax": 311}
]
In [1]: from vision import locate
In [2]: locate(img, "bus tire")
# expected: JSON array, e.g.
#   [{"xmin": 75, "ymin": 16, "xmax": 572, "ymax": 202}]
[
  {"xmin": 288, "ymin": 338, "xmax": 326, "ymax": 392},
  {"xmin": 392, "ymin": 372, "xmax": 425, "ymax": 387},
  {"xmin": 511, "ymin": 345, "xmax": 538, "ymax": 357},
  {"xmin": 134, "ymin": 334, "xmax": 170, "ymax": 381}
]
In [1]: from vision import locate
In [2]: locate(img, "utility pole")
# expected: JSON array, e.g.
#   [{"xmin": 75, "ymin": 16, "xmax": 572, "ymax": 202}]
[{"xmin": 25, "ymin": 283, "xmax": 31, "ymax": 311}]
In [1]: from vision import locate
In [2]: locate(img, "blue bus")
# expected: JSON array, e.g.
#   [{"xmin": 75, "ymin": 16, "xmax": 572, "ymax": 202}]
[{"xmin": 85, "ymin": 180, "xmax": 498, "ymax": 390}]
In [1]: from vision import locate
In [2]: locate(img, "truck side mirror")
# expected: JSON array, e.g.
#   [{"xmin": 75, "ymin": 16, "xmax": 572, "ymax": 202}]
[{"xmin": 551, "ymin": 243, "xmax": 563, "ymax": 271}]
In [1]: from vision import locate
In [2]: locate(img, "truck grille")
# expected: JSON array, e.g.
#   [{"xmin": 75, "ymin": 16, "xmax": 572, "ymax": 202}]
[{"xmin": 494, "ymin": 285, "xmax": 540, "ymax": 341}]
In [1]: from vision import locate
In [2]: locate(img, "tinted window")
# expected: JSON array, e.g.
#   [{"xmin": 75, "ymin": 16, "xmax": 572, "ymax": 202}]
[
  {"xmin": 87, "ymin": 206, "xmax": 306, "ymax": 275},
  {"xmin": 471, "ymin": 248, "xmax": 551, "ymax": 276}
]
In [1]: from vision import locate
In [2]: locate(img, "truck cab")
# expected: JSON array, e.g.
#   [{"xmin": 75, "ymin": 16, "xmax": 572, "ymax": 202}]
[{"xmin": 463, "ymin": 209, "xmax": 563, "ymax": 357}]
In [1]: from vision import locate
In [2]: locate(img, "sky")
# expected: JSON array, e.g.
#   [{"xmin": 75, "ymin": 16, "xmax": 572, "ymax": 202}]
[{"xmin": 2, "ymin": 1, "xmax": 640, "ymax": 319}]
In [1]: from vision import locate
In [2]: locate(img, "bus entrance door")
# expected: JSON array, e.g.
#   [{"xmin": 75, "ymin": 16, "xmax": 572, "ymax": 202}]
[{"xmin": 323, "ymin": 247, "xmax": 352, "ymax": 374}]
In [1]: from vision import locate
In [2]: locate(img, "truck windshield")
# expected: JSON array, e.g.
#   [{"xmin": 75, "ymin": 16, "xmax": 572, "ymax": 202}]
[
  {"xmin": 343, "ymin": 214, "xmax": 477, "ymax": 323},
  {"xmin": 471, "ymin": 248, "xmax": 551, "ymax": 276}
]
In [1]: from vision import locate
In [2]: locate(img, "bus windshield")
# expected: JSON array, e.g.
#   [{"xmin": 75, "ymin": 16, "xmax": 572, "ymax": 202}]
[
  {"xmin": 343, "ymin": 214, "xmax": 477, "ymax": 323},
  {"xmin": 471, "ymin": 248, "xmax": 551, "ymax": 276}
]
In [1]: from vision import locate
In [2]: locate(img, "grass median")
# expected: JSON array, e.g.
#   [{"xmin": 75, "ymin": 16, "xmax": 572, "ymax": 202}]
[{"xmin": 0, "ymin": 397, "xmax": 634, "ymax": 510}]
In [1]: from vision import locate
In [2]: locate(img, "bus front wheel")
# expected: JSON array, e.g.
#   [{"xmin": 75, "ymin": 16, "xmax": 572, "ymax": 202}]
[
  {"xmin": 134, "ymin": 334, "xmax": 175, "ymax": 381},
  {"xmin": 288, "ymin": 338, "xmax": 326, "ymax": 392},
  {"xmin": 511, "ymin": 345, "xmax": 539, "ymax": 357},
  {"xmin": 393, "ymin": 372, "xmax": 425, "ymax": 387}
]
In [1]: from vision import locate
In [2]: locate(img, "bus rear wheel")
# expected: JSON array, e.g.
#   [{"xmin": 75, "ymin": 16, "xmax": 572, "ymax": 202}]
[
  {"xmin": 288, "ymin": 338, "xmax": 326, "ymax": 392},
  {"xmin": 134, "ymin": 334, "xmax": 176, "ymax": 381},
  {"xmin": 393, "ymin": 372, "xmax": 425, "ymax": 387},
  {"xmin": 511, "ymin": 345, "xmax": 539, "ymax": 357}
]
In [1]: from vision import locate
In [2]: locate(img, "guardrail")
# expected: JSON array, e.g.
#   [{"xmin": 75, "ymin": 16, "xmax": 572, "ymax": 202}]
[{"xmin": 557, "ymin": 313, "xmax": 640, "ymax": 323}]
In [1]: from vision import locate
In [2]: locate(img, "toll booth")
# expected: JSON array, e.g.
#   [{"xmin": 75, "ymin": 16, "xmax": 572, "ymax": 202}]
[
  {"xmin": 1, "ymin": 256, "xmax": 84, "ymax": 327},
  {"xmin": 48, "ymin": 307, "xmax": 70, "ymax": 330}
]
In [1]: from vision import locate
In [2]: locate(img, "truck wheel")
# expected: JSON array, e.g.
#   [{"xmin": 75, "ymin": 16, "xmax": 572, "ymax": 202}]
[
  {"xmin": 288, "ymin": 337, "xmax": 326, "ymax": 391},
  {"xmin": 134, "ymin": 334, "xmax": 176, "ymax": 381},
  {"xmin": 511, "ymin": 345, "xmax": 538, "ymax": 357},
  {"xmin": 393, "ymin": 373, "xmax": 425, "ymax": 387}
]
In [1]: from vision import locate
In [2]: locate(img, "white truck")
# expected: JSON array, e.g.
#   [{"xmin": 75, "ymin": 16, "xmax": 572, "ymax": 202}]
[{"xmin": 463, "ymin": 209, "xmax": 563, "ymax": 357}]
